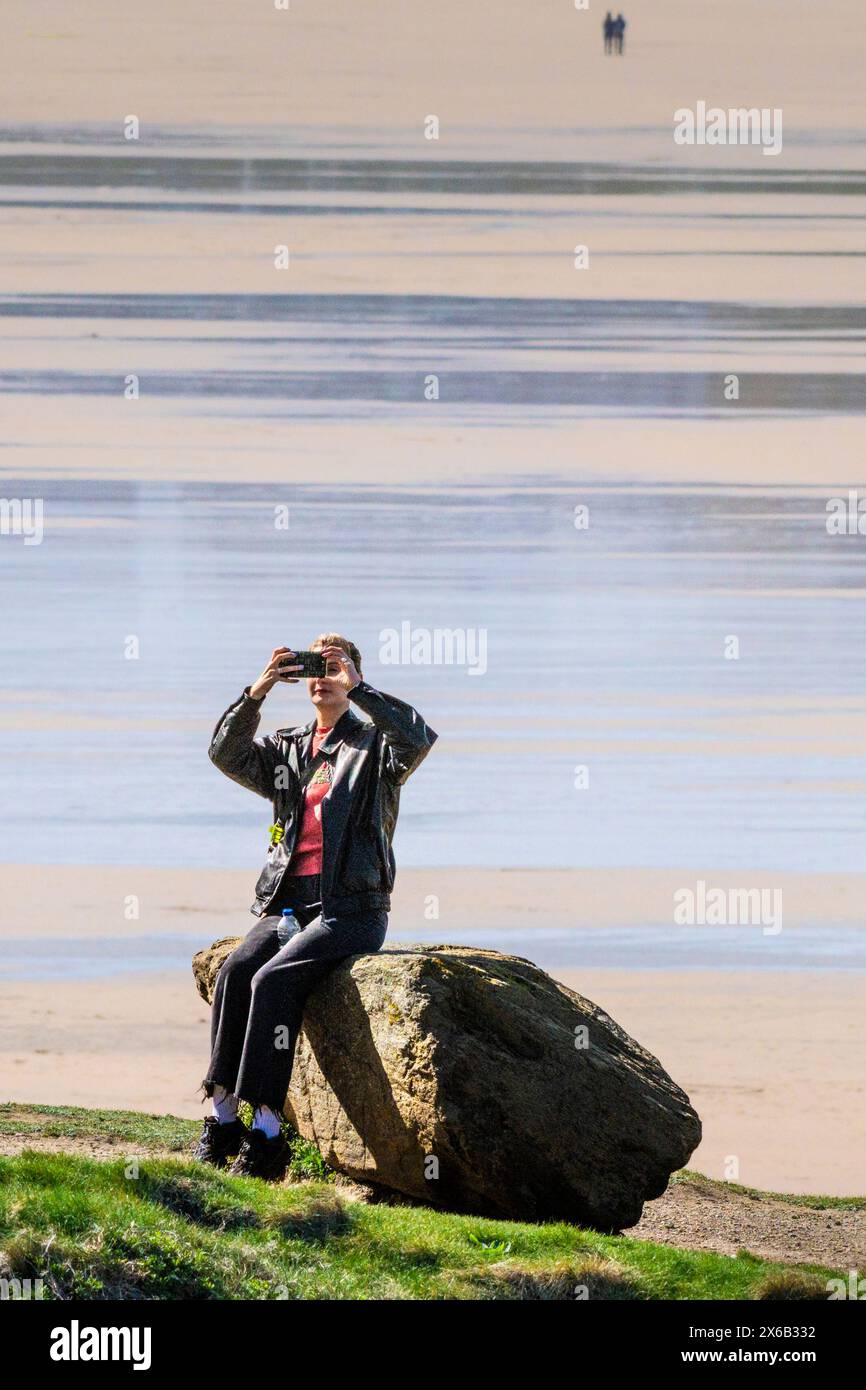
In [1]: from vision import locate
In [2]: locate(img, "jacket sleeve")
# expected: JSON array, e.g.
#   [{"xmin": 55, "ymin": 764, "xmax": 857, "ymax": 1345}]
[
  {"xmin": 209, "ymin": 688, "xmax": 285, "ymax": 801},
  {"xmin": 347, "ymin": 681, "xmax": 437, "ymax": 786}
]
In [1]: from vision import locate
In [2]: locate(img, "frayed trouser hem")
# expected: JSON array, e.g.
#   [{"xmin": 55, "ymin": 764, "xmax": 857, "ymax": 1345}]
[{"xmin": 199, "ymin": 1078, "xmax": 230, "ymax": 1103}]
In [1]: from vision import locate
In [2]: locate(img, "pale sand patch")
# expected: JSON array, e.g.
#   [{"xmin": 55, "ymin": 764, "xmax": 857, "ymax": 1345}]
[
  {"xmin": 2, "ymin": 962, "xmax": 863, "ymax": 1197},
  {"xmin": 562, "ymin": 968, "xmax": 866, "ymax": 1198},
  {"xmin": 3, "ymin": 866, "xmax": 863, "ymax": 1195},
  {"xmin": 2, "ymin": 972, "xmax": 212, "ymax": 1120},
  {"xmin": 0, "ymin": 712, "xmax": 204, "ymax": 732},
  {"xmin": 1, "ymin": 405, "xmax": 861, "ymax": 488},
  {"xmin": 2, "ymin": 0, "xmax": 862, "ymax": 142},
  {"xmin": 3, "ymin": 864, "xmax": 866, "ymax": 938},
  {"xmin": 4, "ymin": 200, "xmax": 864, "ymax": 304},
  {"xmin": 5, "ymin": 688, "xmax": 866, "ymax": 710},
  {"xmin": 5, "ymin": 714, "xmax": 866, "ymax": 761}
]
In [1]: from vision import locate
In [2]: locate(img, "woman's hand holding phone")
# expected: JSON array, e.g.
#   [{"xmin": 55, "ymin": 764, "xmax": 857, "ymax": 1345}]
[
  {"xmin": 249, "ymin": 647, "xmax": 303, "ymax": 700},
  {"xmin": 320, "ymin": 644, "xmax": 361, "ymax": 691}
]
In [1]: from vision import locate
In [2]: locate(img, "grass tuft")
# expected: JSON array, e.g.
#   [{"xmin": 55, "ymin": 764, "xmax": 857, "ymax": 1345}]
[
  {"xmin": 0, "ymin": 1105, "xmax": 856, "ymax": 1301},
  {"xmin": 752, "ymin": 1270, "xmax": 832, "ymax": 1301},
  {"xmin": 474, "ymin": 1255, "xmax": 647, "ymax": 1301}
]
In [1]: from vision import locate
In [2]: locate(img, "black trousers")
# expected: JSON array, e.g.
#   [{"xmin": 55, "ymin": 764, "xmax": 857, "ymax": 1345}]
[{"xmin": 202, "ymin": 874, "xmax": 388, "ymax": 1111}]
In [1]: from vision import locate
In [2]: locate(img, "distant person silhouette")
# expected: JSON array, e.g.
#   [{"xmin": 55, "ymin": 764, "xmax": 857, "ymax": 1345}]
[
  {"xmin": 614, "ymin": 13, "xmax": 626, "ymax": 55},
  {"xmin": 603, "ymin": 11, "xmax": 614, "ymax": 55}
]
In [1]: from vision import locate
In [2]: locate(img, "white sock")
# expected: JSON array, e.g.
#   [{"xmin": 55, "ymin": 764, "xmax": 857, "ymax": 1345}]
[
  {"xmin": 252, "ymin": 1105, "xmax": 281, "ymax": 1140},
  {"xmin": 211, "ymin": 1086, "xmax": 239, "ymax": 1125}
]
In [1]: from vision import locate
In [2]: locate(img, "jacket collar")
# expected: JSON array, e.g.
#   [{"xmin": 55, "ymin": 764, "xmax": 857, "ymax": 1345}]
[{"xmin": 280, "ymin": 705, "xmax": 363, "ymax": 758}]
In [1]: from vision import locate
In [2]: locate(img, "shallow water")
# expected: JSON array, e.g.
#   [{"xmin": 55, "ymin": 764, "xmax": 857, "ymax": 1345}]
[
  {"xmin": 3, "ymin": 925, "xmax": 864, "ymax": 981},
  {"xmin": 0, "ymin": 125, "xmax": 864, "ymax": 882},
  {"xmin": 1, "ymin": 476, "xmax": 866, "ymax": 873}
]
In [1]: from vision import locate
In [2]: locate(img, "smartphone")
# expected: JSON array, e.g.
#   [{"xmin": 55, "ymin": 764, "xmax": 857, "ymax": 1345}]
[{"xmin": 279, "ymin": 650, "xmax": 327, "ymax": 678}]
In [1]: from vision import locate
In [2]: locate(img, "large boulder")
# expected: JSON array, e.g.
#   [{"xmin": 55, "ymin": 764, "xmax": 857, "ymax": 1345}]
[{"xmin": 193, "ymin": 939, "xmax": 701, "ymax": 1230}]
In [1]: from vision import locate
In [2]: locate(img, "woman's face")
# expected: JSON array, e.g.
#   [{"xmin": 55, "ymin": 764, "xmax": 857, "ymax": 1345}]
[{"xmin": 307, "ymin": 649, "xmax": 348, "ymax": 714}]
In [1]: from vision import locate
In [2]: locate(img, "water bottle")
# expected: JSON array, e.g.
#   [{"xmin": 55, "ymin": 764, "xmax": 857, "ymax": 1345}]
[{"xmin": 277, "ymin": 909, "xmax": 301, "ymax": 945}]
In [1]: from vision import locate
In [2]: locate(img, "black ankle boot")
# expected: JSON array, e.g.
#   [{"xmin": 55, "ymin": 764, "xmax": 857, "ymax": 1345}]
[
  {"xmin": 228, "ymin": 1128, "xmax": 290, "ymax": 1181},
  {"xmin": 193, "ymin": 1116, "xmax": 249, "ymax": 1169}
]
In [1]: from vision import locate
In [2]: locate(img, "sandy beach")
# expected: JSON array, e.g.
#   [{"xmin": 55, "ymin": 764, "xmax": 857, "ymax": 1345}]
[
  {"xmin": 2, "ymin": 865, "xmax": 864, "ymax": 1197},
  {"xmin": 5, "ymin": 967, "xmax": 864, "ymax": 1197},
  {"xmin": 5, "ymin": 864, "xmax": 866, "ymax": 936},
  {"xmin": 1, "ymin": 0, "xmax": 864, "ymax": 1222},
  {"xmin": 2, "ymin": 0, "xmax": 862, "ymax": 140}
]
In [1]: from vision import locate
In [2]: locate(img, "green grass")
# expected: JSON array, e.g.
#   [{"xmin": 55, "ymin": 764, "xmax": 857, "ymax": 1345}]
[
  {"xmin": 0, "ymin": 1101, "xmax": 329, "ymax": 1184},
  {"xmin": 667, "ymin": 1169, "xmax": 866, "ymax": 1214},
  {"xmin": 0, "ymin": 1104, "xmax": 847, "ymax": 1301},
  {"xmin": 0, "ymin": 1102, "xmax": 195, "ymax": 1152}
]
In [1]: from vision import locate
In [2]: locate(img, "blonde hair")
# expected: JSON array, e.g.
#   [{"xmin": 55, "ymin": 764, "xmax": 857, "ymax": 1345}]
[{"xmin": 311, "ymin": 632, "xmax": 363, "ymax": 677}]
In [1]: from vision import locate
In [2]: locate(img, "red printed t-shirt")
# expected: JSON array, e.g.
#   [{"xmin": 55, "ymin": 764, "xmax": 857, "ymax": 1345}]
[{"xmin": 288, "ymin": 727, "xmax": 332, "ymax": 877}]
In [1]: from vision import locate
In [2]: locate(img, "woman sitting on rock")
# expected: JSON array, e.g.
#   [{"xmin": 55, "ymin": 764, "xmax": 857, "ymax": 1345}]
[{"xmin": 194, "ymin": 633, "xmax": 437, "ymax": 1180}]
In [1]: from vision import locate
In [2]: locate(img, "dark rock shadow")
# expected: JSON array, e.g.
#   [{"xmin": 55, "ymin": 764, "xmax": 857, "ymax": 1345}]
[{"xmin": 297, "ymin": 954, "xmax": 428, "ymax": 1200}]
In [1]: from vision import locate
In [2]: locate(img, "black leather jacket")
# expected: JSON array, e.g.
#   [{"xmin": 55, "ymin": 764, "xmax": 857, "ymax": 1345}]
[{"xmin": 209, "ymin": 681, "xmax": 437, "ymax": 917}]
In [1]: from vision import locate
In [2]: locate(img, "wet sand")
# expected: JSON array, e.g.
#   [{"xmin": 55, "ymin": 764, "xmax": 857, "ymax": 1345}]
[
  {"xmin": 3, "ymin": 0, "xmax": 862, "ymax": 143},
  {"xmin": 2, "ymin": 0, "xmax": 864, "ymax": 1207},
  {"xmin": 2, "ymin": 406, "xmax": 862, "ymax": 489},
  {"xmin": 563, "ymin": 967, "xmax": 866, "ymax": 1198},
  {"xmin": 4, "ymin": 863, "xmax": 866, "ymax": 936},
  {"xmin": 4, "ymin": 960, "xmax": 863, "ymax": 1197},
  {"xmin": 2, "ymin": 865, "xmax": 864, "ymax": 1196}
]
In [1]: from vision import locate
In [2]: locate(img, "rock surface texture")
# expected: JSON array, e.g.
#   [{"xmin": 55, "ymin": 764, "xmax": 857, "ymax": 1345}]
[{"xmin": 193, "ymin": 938, "xmax": 701, "ymax": 1230}]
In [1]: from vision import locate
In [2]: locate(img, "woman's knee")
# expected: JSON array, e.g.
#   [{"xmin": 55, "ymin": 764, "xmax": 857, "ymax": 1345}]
[
  {"xmin": 250, "ymin": 957, "xmax": 282, "ymax": 996},
  {"xmin": 218, "ymin": 944, "xmax": 264, "ymax": 990}
]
